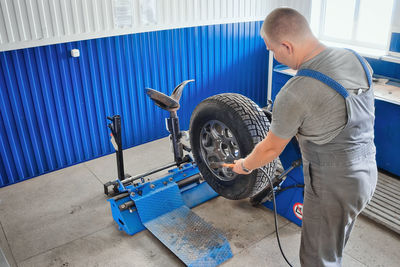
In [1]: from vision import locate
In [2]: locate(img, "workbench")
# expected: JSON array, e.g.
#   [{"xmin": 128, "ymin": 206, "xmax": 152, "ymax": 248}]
[{"xmin": 272, "ymin": 65, "xmax": 400, "ymax": 177}]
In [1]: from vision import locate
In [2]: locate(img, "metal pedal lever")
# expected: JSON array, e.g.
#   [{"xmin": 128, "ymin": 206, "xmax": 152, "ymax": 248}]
[
  {"xmin": 250, "ymin": 159, "xmax": 302, "ymax": 206},
  {"xmin": 121, "ymin": 158, "xmax": 192, "ymax": 186}
]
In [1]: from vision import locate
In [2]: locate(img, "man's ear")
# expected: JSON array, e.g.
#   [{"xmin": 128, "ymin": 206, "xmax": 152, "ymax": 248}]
[{"xmin": 281, "ymin": 41, "xmax": 294, "ymax": 55}]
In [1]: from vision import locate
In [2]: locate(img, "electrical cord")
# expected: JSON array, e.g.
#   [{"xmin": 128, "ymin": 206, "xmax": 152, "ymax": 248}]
[{"xmin": 260, "ymin": 167, "xmax": 294, "ymax": 267}]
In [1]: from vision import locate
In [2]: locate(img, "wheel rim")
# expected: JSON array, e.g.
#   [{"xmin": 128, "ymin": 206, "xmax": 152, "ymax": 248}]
[{"xmin": 200, "ymin": 120, "xmax": 241, "ymax": 181}]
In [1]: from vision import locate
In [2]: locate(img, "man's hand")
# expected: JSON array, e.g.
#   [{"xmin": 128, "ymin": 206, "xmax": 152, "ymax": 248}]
[
  {"xmin": 231, "ymin": 132, "xmax": 291, "ymax": 174},
  {"xmin": 232, "ymin": 158, "xmax": 253, "ymax": 175}
]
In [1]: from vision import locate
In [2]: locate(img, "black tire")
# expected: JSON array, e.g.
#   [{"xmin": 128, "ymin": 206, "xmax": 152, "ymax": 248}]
[{"xmin": 189, "ymin": 93, "xmax": 277, "ymax": 200}]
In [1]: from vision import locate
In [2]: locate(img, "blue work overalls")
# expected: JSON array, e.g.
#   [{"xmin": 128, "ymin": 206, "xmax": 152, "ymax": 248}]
[{"xmin": 296, "ymin": 50, "xmax": 377, "ymax": 267}]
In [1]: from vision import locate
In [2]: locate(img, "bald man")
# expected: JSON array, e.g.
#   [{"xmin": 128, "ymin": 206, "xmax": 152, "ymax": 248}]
[{"xmin": 232, "ymin": 8, "xmax": 377, "ymax": 267}]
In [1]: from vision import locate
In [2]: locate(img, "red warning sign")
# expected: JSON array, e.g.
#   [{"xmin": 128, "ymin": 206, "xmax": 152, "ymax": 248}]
[{"xmin": 293, "ymin": 203, "xmax": 303, "ymax": 220}]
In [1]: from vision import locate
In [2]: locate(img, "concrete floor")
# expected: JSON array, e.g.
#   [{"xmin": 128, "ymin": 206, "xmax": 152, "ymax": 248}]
[{"xmin": 1, "ymin": 137, "xmax": 400, "ymax": 267}]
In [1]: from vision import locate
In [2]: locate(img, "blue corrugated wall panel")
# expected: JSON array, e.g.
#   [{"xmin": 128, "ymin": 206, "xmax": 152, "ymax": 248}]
[
  {"xmin": 389, "ymin": 32, "xmax": 400, "ymax": 53},
  {"xmin": 0, "ymin": 21, "xmax": 269, "ymax": 187}
]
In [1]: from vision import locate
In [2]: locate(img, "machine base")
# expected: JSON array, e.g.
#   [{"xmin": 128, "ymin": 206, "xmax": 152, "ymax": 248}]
[{"xmin": 106, "ymin": 164, "xmax": 232, "ymax": 266}]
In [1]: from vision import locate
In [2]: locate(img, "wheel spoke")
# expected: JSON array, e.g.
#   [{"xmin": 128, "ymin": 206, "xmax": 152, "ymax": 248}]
[
  {"xmin": 221, "ymin": 127, "xmax": 234, "ymax": 142},
  {"xmin": 228, "ymin": 141, "xmax": 240, "ymax": 158},
  {"xmin": 200, "ymin": 120, "xmax": 241, "ymax": 181},
  {"xmin": 210, "ymin": 122, "xmax": 222, "ymax": 139}
]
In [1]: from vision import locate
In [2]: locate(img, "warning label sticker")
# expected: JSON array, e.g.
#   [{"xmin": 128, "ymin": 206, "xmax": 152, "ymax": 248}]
[{"xmin": 293, "ymin": 203, "xmax": 303, "ymax": 220}]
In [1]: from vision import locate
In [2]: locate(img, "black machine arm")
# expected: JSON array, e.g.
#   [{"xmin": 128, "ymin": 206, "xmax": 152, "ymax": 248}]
[{"xmin": 107, "ymin": 115, "xmax": 126, "ymax": 182}]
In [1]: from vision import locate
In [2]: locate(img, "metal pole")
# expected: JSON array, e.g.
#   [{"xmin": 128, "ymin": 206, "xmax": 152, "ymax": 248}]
[{"xmin": 108, "ymin": 115, "xmax": 126, "ymax": 181}]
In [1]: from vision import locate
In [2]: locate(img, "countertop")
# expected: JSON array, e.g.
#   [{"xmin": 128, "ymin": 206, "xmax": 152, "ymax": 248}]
[{"xmin": 275, "ymin": 67, "xmax": 400, "ymax": 105}]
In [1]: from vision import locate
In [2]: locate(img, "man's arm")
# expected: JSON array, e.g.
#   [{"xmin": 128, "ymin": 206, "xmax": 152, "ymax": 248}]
[
  {"xmin": 232, "ymin": 132, "xmax": 291, "ymax": 174},
  {"xmin": 232, "ymin": 79, "xmax": 304, "ymax": 174}
]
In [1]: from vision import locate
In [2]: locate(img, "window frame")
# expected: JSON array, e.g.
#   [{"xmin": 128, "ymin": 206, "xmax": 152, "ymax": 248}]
[{"xmin": 314, "ymin": 0, "xmax": 394, "ymax": 52}]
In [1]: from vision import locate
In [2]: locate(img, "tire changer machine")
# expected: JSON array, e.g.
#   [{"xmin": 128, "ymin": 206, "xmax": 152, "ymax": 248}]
[{"xmin": 103, "ymin": 80, "xmax": 304, "ymax": 266}]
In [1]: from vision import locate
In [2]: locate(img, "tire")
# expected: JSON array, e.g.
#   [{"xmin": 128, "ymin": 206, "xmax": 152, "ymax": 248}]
[{"xmin": 189, "ymin": 93, "xmax": 277, "ymax": 200}]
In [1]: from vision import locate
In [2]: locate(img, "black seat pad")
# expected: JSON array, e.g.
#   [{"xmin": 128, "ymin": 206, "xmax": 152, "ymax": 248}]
[{"xmin": 145, "ymin": 88, "xmax": 179, "ymax": 111}]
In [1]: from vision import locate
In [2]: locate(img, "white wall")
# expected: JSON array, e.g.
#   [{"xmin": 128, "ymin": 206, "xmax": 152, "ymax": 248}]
[{"xmin": 0, "ymin": 0, "xmax": 311, "ymax": 52}]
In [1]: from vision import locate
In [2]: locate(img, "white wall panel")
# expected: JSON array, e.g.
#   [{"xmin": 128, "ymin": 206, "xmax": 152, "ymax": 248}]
[{"xmin": 0, "ymin": 0, "xmax": 311, "ymax": 52}]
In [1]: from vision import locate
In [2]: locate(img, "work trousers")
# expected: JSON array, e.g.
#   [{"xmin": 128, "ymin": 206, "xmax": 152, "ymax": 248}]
[{"xmin": 300, "ymin": 150, "xmax": 377, "ymax": 267}]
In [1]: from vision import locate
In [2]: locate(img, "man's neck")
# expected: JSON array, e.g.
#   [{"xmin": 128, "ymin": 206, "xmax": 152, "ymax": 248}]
[{"xmin": 295, "ymin": 40, "xmax": 326, "ymax": 69}]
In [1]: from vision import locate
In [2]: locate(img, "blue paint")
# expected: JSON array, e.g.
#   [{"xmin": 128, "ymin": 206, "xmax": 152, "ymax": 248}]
[
  {"xmin": 366, "ymin": 57, "xmax": 400, "ymax": 80},
  {"xmin": 271, "ymin": 65, "xmax": 292, "ymax": 101},
  {"xmin": 108, "ymin": 164, "xmax": 204, "ymax": 235},
  {"xmin": 135, "ymin": 182, "xmax": 185, "ymax": 223},
  {"xmin": 108, "ymin": 194, "xmax": 145, "ymax": 236},
  {"xmin": 374, "ymin": 99, "xmax": 400, "ymax": 176},
  {"xmin": 181, "ymin": 181, "xmax": 219, "ymax": 208},
  {"xmin": 389, "ymin": 32, "xmax": 400, "ymax": 53},
  {"xmin": 0, "ymin": 21, "xmax": 269, "ymax": 187}
]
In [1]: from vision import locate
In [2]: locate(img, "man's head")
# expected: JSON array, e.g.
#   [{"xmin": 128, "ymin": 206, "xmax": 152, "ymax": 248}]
[{"xmin": 260, "ymin": 8, "xmax": 321, "ymax": 69}]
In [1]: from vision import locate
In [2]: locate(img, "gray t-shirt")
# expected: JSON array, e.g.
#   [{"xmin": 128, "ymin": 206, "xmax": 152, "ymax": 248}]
[{"xmin": 270, "ymin": 47, "xmax": 372, "ymax": 144}]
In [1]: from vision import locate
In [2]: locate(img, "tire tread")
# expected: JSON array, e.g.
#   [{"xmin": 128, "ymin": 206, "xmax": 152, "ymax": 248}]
[{"xmin": 204, "ymin": 93, "xmax": 277, "ymax": 196}]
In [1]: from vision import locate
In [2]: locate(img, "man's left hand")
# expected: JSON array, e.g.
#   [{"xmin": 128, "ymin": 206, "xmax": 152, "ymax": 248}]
[{"xmin": 232, "ymin": 158, "xmax": 252, "ymax": 175}]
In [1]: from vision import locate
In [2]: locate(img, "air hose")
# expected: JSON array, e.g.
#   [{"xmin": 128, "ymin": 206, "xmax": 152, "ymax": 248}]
[
  {"xmin": 215, "ymin": 159, "xmax": 301, "ymax": 266},
  {"xmin": 259, "ymin": 167, "xmax": 294, "ymax": 267}
]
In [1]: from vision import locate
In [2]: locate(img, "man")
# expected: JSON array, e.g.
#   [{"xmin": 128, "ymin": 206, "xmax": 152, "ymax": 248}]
[{"xmin": 232, "ymin": 7, "xmax": 377, "ymax": 267}]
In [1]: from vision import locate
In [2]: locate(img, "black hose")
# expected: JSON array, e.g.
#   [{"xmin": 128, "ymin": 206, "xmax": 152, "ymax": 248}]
[{"xmin": 260, "ymin": 167, "xmax": 294, "ymax": 267}]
